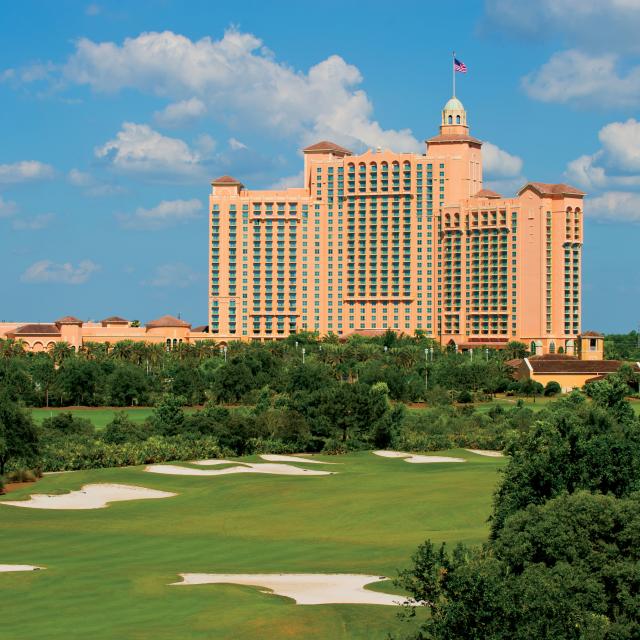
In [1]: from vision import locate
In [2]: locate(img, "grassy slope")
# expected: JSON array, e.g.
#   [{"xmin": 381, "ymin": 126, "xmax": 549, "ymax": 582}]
[{"xmin": 0, "ymin": 451, "xmax": 505, "ymax": 640}]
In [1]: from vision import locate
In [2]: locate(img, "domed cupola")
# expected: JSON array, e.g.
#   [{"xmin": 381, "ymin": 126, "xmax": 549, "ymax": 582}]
[{"xmin": 442, "ymin": 96, "xmax": 467, "ymax": 131}]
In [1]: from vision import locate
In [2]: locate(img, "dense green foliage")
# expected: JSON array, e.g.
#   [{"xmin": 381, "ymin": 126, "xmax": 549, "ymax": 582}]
[
  {"xmin": 0, "ymin": 333, "xmax": 523, "ymax": 408},
  {"xmin": 398, "ymin": 373, "xmax": 640, "ymax": 639}
]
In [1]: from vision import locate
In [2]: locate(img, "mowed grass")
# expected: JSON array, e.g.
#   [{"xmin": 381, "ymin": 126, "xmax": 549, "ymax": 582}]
[
  {"xmin": 0, "ymin": 450, "xmax": 505, "ymax": 640},
  {"xmin": 31, "ymin": 407, "xmax": 158, "ymax": 430}
]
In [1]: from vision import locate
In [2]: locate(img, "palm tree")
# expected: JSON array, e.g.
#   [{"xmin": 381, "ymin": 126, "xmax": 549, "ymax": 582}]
[{"xmin": 49, "ymin": 341, "xmax": 74, "ymax": 367}]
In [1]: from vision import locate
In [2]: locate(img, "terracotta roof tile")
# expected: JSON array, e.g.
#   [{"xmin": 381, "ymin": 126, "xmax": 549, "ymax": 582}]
[
  {"xmin": 211, "ymin": 175, "xmax": 243, "ymax": 186},
  {"xmin": 101, "ymin": 316, "xmax": 129, "ymax": 324},
  {"xmin": 302, "ymin": 140, "xmax": 352, "ymax": 155},
  {"xmin": 581, "ymin": 330, "xmax": 604, "ymax": 337},
  {"xmin": 527, "ymin": 356, "xmax": 637, "ymax": 375},
  {"xmin": 518, "ymin": 182, "xmax": 585, "ymax": 197},
  {"xmin": 146, "ymin": 315, "xmax": 191, "ymax": 329},
  {"xmin": 192, "ymin": 325, "xmax": 209, "ymax": 333},
  {"xmin": 474, "ymin": 188, "xmax": 502, "ymax": 199},
  {"xmin": 55, "ymin": 316, "xmax": 83, "ymax": 325},
  {"xmin": 10, "ymin": 324, "xmax": 61, "ymax": 336}
]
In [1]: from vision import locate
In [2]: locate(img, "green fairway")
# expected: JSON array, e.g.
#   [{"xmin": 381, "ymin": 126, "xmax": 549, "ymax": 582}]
[
  {"xmin": 0, "ymin": 450, "xmax": 505, "ymax": 639},
  {"xmin": 31, "ymin": 407, "xmax": 157, "ymax": 430}
]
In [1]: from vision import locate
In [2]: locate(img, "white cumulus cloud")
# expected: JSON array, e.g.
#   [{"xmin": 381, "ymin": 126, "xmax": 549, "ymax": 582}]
[
  {"xmin": 0, "ymin": 195, "xmax": 18, "ymax": 217},
  {"xmin": 118, "ymin": 198, "xmax": 202, "ymax": 229},
  {"xmin": 61, "ymin": 29, "xmax": 420, "ymax": 152},
  {"xmin": 0, "ymin": 160, "xmax": 54, "ymax": 184},
  {"xmin": 587, "ymin": 191, "xmax": 640, "ymax": 223},
  {"xmin": 522, "ymin": 50, "xmax": 640, "ymax": 107},
  {"xmin": 482, "ymin": 142, "xmax": 523, "ymax": 178},
  {"xmin": 12, "ymin": 213, "xmax": 55, "ymax": 231},
  {"xmin": 95, "ymin": 122, "xmax": 201, "ymax": 177},
  {"xmin": 146, "ymin": 263, "xmax": 200, "ymax": 288},
  {"xmin": 21, "ymin": 259, "xmax": 100, "ymax": 284},
  {"xmin": 154, "ymin": 97, "xmax": 206, "ymax": 127}
]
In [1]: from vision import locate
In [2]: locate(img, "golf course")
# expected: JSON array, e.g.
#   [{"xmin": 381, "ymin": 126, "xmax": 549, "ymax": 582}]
[{"xmin": 0, "ymin": 450, "xmax": 505, "ymax": 639}]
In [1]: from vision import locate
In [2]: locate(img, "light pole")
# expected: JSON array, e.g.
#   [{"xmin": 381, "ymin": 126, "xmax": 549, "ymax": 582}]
[
  {"xmin": 424, "ymin": 348, "xmax": 429, "ymax": 390},
  {"xmin": 470, "ymin": 348, "xmax": 473, "ymax": 362},
  {"xmin": 295, "ymin": 340, "xmax": 299, "ymax": 350},
  {"xmin": 485, "ymin": 347, "xmax": 489, "ymax": 361},
  {"xmin": 302, "ymin": 347, "xmax": 306, "ymax": 364},
  {"xmin": 222, "ymin": 346, "xmax": 228, "ymax": 363}
]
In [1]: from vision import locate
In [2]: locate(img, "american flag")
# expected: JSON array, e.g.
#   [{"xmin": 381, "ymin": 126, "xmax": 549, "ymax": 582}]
[{"xmin": 454, "ymin": 58, "xmax": 467, "ymax": 73}]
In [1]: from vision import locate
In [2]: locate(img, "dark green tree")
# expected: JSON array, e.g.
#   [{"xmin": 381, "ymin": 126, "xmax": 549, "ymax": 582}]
[{"xmin": 0, "ymin": 394, "xmax": 39, "ymax": 475}]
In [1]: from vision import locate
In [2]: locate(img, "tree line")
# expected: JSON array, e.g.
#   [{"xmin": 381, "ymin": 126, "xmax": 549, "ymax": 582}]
[{"xmin": 396, "ymin": 374, "xmax": 640, "ymax": 639}]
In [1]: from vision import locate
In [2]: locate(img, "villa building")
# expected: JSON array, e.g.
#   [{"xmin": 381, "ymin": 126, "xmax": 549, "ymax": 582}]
[
  {"xmin": 209, "ymin": 95, "xmax": 585, "ymax": 354},
  {"xmin": 0, "ymin": 315, "xmax": 211, "ymax": 352}
]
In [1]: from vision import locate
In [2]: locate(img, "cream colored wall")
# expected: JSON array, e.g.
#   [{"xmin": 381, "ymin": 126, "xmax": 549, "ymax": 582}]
[{"xmin": 530, "ymin": 372, "xmax": 595, "ymax": 393}]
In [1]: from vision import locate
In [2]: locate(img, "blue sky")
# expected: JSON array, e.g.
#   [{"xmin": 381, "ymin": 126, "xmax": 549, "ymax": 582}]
[{"xmin": 0, "ymin": 0, "xmax": 638, "ymax": 332}]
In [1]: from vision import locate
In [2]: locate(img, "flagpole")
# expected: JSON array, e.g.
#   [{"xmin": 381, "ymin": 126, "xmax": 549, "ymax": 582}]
[{"xmin": 452, "ymin": 51, "xmax": 456, "ymax": 97}]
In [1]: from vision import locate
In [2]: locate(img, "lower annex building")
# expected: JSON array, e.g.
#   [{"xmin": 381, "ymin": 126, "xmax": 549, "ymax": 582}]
[{"xmin": 209, "ymin": 95, "xmax": 585, "ymax": 355}]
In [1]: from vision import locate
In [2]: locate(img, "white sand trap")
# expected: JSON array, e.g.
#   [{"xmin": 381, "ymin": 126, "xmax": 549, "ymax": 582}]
[
  {"xmin": 372, "ymin": 450, "xmax": 465, "ymax": 464},
  {"xmin": 464, "ymin": 449, "xmax": 505, "ymax": 458},
  {"xmin": 0, "ymin": 483, "xmax": 176, "ymax": 510},
  {"xmin": 171, "ymin": 573, "xmax": 400, "ymax": 606},
  {"xmin": 190, "ymin": 459, "xmax": 244, "ymax": 466},
  {"xmin": 373, "ymin": 450, "xmax": 412, "ymax": 458},
  {"xmin": 0, "ymin": 565, "xmax": 43, "ymax": 572},
  {"xmin": 404, "ymin": 455, "xmax": 465, "ymax": 463},
  {"xmin": 259, "ymin": 454, "xmax": 339, "ymax": 465},
  {"xmin": 145, "ymin": 463, "xmax": 334, "ymax": 477}
]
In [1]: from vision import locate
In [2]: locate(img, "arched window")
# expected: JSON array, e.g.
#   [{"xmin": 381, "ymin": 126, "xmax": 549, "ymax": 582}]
[
  {"xmin": 549, "ymin": 341, "xmax": 556, "ymax": 354},
  {"xmin": 166, "ymin": 338, "xmax": 171, "ymax": 351},
  {"xmin": 172, "ymin": 338, "xmax": 177, "ymax": 347},
  {"xmin": 530, "ymin": 341, "xmax": 536, "ymax": 355},
  {"xmin": 456, "ymin": 115, "xmax": 461, "ymax": 124},
  {"xmin": 448, "ymin": 115, "xmax": 453, "ymax": 124}
]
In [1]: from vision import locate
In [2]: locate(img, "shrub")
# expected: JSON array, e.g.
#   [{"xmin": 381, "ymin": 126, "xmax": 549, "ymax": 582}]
[
  {"xmin": 322, "ymin": 438, "xmax": 348, "ymax": 455},
  {"xmin": 36, "ymin": 435, "xmax": 226, "ymax": 472},
  {"xmin": 101, "ymin": 413, "xmax": 153, "ymax": 444},
  {"xmin": 544, "ymin": 380, "xmax": 561, "ymax": 396},
  {"xmin": 6, "ymin": 468, "xmax": 37, "ymax": 483}
]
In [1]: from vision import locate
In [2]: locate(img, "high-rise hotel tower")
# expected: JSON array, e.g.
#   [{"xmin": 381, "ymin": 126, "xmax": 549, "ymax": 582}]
[{"xmin": 209, "ymin": 97, "xmax": 584, "ymax": 354}]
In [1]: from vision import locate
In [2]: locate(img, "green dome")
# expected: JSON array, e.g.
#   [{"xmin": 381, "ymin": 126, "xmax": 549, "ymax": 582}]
[{"xmin": 443, "ymin": 97, "xmax": 464, "ymax": 111}]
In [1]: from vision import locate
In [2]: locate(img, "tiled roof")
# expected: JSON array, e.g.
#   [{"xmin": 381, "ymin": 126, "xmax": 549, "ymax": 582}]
[
  {"xmin": 10, "ymin": 324, "xmax": 61, "ymax": 336},
  {"xmin": 302, "ymin": 140, "xmax": 352, "ymax": 155},
  {"xmin": 427, "ymin": 133, "xmax": 482, "ymax": 145},
  {"xmin": 527, "ymin": 355, "xmax": 636, "ymax": 374},
  {"xmin": 55, "ymin": 316, "xmax": 83, "ymax": 325},
  {"xmin": 211, "ymin": 175, "xmax": 243, "ymax": 186},
  {"xmin": 146, "ymin": 315, "xmax": 191, "ymax": 329},
  {"xmin": 101, "ymin": 316, "xmax": 129, "ymax": 324},
  {"xmin": 192, "ymin": 325, "xmax": 209, "ymax": 333},
  {"xmin": 581, "ymin": 330, "xmax": 604, "ymax": 337},
  {"xmin": 474, "ymin": 188, "xmax": 502, "ymax": 199},
  {"xmin": 518, "ymin": 182, "xmax": 585, "ymax": 197}
]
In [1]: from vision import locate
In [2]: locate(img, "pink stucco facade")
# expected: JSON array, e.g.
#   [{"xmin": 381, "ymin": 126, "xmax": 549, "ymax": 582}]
[
  {"xmin": 209, "ymin": 97, "xmax": 584, "ymax": 353},
  {"xmin": 0, "ymin": 315, "xmax": 213, "ymax": 352}
]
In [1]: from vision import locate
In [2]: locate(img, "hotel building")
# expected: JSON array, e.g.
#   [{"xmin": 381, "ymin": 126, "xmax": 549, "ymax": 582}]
[{"xmin": 210, "ymin": 96, "xmax": 585, "ymax": 354}]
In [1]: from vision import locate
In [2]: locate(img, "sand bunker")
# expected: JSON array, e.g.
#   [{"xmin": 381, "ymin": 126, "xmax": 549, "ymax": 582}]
[
  {"xmin": 0, "ymin": 565, "xmax": 43, "ymax": 572},
  {"xmin": 464, "ymin": 449, "xmax": 504, "ymax": 458},
  {"xmin": 190, "ymin": 459, "xmax": 242, "ymax": 466},
  {"xmin": 145, "ymin": 463, "xmax": 334, "ymax": 477},
  {"xmin": 171, "ymin": 573, "xmax": 400, "ymax": 605},
  {"xmin": 0, "ymin": 483, "xmax": 176, "ymax": 510},
  {"xmin": 372, "ymin": 450, "xmax": 465, "ymax": 464},
  {"xmin": 259, "ymin": 454, "xmax": 338, "ymax": 465}
]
